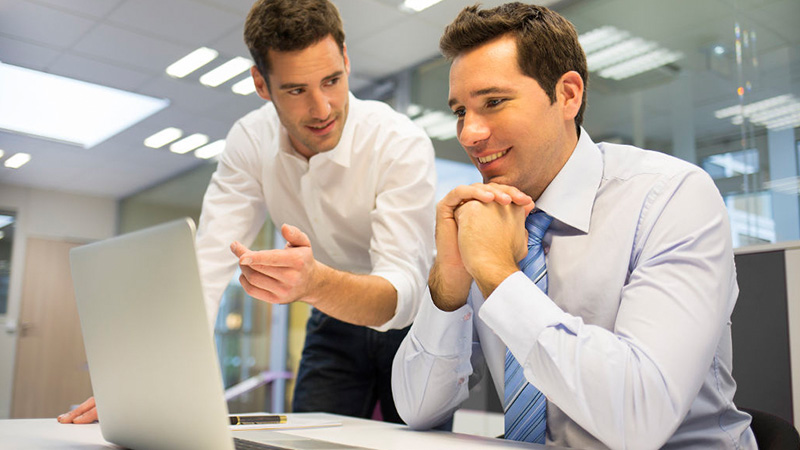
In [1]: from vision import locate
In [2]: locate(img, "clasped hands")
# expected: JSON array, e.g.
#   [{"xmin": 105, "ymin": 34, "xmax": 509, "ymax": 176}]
[
  {"xmin": 231, "ymin": 223, "xmax": 324, "ymax": 306},
  {"xmin": 431, "ymin": 183, "xmax": 535, "ymax": 311}
]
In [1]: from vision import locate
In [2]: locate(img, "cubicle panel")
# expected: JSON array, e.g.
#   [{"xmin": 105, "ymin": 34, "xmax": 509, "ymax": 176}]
[{"xmin": 732, "ymin": 249, "xmax": 793, "ymax": 424}]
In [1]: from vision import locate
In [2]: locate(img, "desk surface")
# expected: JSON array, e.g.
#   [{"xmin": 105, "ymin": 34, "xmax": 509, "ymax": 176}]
[{"xmin": 1, "ymin": 413, "xmax": 556, "ymax": 450}]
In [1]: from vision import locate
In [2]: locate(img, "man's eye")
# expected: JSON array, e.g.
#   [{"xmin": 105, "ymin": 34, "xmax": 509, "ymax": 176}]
[
  {"xmin": 288, "ymin": 88, "xmax": 304, "ymax": 95},
  {"xmin": 325, "ymin": 78, "xmax": 340, "ymax": 86},
  {"xmin": 452, "ymin": 108, "xmax": 465, "ymax": 118},
  {"xmin": 487, "ymin": 98, "xmax": 506, "ymax": 107}
]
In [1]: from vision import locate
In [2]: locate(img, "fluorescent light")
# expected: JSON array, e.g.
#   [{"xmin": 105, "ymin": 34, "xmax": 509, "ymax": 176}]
[
  {"xmin": 170, "ymin": 133, "xmax": 208, "ymax": 154},
  {"xmin": 579, "ymin": 26, "xmax": 683, "ymax": 81},
  {"xmin": 231, "ymin": 77, "xmax": 257, "ymax": 95},
  {"xmin": 598, "ymin": 48, "xmax": 683, "ymax": 80},
  {"xmin": 586, "ymin": 37, "xmax": 656, "ymax": 72},
  {"xmin": 401, "ymin": 0, "xmax": 443, "ymax": 12},
  {"xmin": 578, "ymin": 26, "xmax": 630, "ymax": 54},
  {"xmin": 5, "ymin": 153, "xmax": 31, "ymax": 169},
  {"xmin": 714, "ymin": 94, "xmax": 800, "ymax": 130},
  {"xmin": 144, "ymin": 127, "xmax": 183, "ymax": 148},
  {"xmin": 166, "ymin": 47, "xmax": 219, "ymax": 78},
  {"xmin": 0, "ymin": 149, "xmax": 4, "ymax": 159},
  {"xmin": 194, "ymin": 139, "xmax": 226, "ymax": 159},
  {"xmin": 0, "ymin": 62, "xmax": 168, "ymax": 148},
  {"xmin": 199, "ymin": 57, "xmax": 252, "ymax": 87}
]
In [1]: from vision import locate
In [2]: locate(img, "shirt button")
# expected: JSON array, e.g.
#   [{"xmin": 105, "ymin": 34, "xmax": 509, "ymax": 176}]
[
  {"xmin": 458, "ymin": 377, "xmax": 465, "ymax": 385},
  {"xmin": 463, "ymin": 312, "xmax": 471, "ymax": 321}
]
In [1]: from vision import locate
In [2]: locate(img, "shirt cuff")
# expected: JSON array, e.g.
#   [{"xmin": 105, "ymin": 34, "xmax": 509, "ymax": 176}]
[
  {"xmin": 369, "ymin": 270, "xmax": 417, "ymax": 332},
  {"xmin": 408, "ymin": 287, "xmax": 474, "ymax": 357},
  {"xmin": 479, "ymin": 271, "xmax": 566, "ymax": 361}
]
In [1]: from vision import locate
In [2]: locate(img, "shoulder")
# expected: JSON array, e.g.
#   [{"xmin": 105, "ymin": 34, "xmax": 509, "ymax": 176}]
[
  {"xmin": 597, "ymin": 141, "xmax": 719, "ymax": 200},
  {"xmin": 348, "ymin": 96, "xmax": 431, "ymax": 145}
]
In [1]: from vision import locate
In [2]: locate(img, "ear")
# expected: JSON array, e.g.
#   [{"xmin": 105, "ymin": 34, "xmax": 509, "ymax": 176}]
[
  {"xmin": 558, "ymin": 71, "xmax": 584, "ymax": 123},
  {"xmin": 251, "ymin": 66, "xmax": 271, "ymax": 101},
  {"xmin": 342, "ymin": 43, "xmax": 351, "ymax": 75}
]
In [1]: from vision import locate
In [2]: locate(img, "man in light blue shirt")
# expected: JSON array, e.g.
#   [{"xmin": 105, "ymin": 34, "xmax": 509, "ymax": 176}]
[{"xmin": 392, "ymin": 3, "xmax": 756, "ymax": 449}]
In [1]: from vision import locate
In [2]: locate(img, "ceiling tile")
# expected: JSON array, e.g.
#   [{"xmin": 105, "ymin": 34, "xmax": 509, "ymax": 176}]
[
  {"xmin": 0, "ymin": 0, "xmax": 96, "ymax": 49},
  {"xmin": 106, "ymin": 0, "xmax": 242, "ymax": 46},
  {"xmin": 0, "ymin": 36, "xmax": 62, "ymax": 70},
  {"xmin": 47, "ymin": 53, "xmax": 155, "ymax": 92},
  {"xmin": 71, "ymin": 23, "xmax": 190, "ymax": 73}
]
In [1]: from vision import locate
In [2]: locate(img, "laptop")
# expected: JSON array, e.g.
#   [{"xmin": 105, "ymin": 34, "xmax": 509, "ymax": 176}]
[{"xmin": 70, "ymin": 218, "xmax": 363, "ymax": 450}]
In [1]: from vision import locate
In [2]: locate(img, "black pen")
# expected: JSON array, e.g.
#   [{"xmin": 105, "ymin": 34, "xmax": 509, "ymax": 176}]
[{"xmin": 229, "ymin": 414, "xmax": 288, "ymax": 425}]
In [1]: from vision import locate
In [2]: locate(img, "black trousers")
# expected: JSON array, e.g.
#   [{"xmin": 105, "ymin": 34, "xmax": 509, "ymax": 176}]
[{"xmin": 291, "ymin": 308, "xmax": 410, "ymax": 423}]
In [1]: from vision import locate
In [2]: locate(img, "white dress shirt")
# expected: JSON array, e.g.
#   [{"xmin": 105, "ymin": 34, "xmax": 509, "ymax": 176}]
[
  {"xmin": 196, "ymin": 93, "xmax": 436, "ymax": 331},
  {"xmin": 392, "ymin": 130, "xmax": 756, "ymax": 449}
]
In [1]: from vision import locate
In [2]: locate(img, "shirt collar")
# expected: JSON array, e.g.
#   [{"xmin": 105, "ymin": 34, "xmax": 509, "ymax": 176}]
[{"xmin": 535, "ymin": 128, "xmax": 601, "ymax": 234}]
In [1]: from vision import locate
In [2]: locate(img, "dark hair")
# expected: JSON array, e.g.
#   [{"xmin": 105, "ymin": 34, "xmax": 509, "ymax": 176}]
[
  {"xmin": 440, "ymin": 2, "xmax": 588, "ymax": 131},
  {"xmin": 244, "ymin": 0, "xmax": 345, "ymax": 78}
]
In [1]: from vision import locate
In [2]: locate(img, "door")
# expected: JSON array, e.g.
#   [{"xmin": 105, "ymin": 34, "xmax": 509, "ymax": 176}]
[{"xmin": 11, "ymin": 238, "xmax": 92, "ymax": 418}]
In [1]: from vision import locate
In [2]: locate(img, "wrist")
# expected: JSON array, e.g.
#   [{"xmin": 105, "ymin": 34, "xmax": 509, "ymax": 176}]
[
  {"xmin": 429, "ymin": 261, "xmax": 471, "ymax": 312},
  {"xmin": 471, "ymin": 260, "xmax": 518, "ymax": 299}
]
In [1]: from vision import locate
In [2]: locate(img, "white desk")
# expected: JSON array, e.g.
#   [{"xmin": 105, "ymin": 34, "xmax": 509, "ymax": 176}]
[{"xmin": 1, "ymin": 413, "xmax": 559, "ymax": 450}]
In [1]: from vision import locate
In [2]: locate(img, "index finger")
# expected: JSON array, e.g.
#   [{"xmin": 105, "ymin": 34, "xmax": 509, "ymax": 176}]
[{"xmin": 239, "ymin": 248, "xmax": 297, "ymax": 268}]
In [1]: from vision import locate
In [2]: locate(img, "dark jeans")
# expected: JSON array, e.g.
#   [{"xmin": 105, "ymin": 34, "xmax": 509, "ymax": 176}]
[{"xmin": 291, "ymin": 308, "xmax": 409, "ymax": 423}]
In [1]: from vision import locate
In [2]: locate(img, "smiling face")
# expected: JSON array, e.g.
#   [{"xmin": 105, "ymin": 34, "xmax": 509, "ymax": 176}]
[
  {"xmin": 448, "ymin": 34, "xmax": 583, "ymax": 200},
  {"xmin": 252, "ymin": 35, "xmax": 350, "ymax": 159}
]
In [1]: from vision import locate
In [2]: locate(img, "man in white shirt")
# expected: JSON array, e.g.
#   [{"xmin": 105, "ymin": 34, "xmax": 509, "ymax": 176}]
[
  {"xmin": 59, "ymin": 0, "xmax": 435, "ymax": 425},
  {"xmin": 392, "ymin": 3, "xmax": 756, "ymax": 449}
]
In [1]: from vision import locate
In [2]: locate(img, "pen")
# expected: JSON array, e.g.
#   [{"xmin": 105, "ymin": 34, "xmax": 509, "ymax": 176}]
[{"xmin": 229, "ymin": 414, "xmax": 287, "ymax": 425}]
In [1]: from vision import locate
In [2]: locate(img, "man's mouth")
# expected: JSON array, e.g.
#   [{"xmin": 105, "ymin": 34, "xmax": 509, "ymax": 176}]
[
  {"xmin": 477, "ymin": 148, "xmax": 509, "ymax": 164},
  {"xmin": 306, "ymin": 119, "xmax": 335, "ymax": 135}
]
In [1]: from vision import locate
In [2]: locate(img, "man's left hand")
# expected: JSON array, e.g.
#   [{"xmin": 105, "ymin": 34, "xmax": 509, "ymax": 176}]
[{"xmin": 231, "ymin": 224, "xmax": 321, "ymax": 305}]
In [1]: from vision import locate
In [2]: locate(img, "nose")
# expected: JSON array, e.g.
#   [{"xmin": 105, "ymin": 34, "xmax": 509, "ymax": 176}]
[
  {"xmin": 457, "ymin": 112, "xmax": 490, "ymax": 147},
  {"xmin": 309, "ymin": 90, "xmax": 332, "ymax": 120}
]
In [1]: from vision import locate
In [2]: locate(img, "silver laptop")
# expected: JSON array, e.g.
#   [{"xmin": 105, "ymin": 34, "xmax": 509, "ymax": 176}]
[{"xmin": 70, "ymin": 218, "xmax": 362, "ymax": 450}]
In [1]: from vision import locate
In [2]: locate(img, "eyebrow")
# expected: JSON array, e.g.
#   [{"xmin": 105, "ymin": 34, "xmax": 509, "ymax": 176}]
[
  {"xmin": 448, "ymin": 86, "xmax": 516, "ymax": 108},
  {"xmin": 278, "ymin": 70, "xmax": 345, "ymax": 91}
]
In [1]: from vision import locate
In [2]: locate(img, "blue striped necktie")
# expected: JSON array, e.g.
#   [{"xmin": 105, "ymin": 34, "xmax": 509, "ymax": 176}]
[{"xmin": 504, "ymin": 210, "xmax": 553, "ymax": 444}]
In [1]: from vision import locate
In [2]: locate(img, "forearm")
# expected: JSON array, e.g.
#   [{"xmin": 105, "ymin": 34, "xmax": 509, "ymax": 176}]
[
  {"xmin": 392, "ymin": 290, "xmax": 475, "ymax": 429},
  {"xmin": 307, "ymin": 263, "xmax": 398, "ymax": 327}
]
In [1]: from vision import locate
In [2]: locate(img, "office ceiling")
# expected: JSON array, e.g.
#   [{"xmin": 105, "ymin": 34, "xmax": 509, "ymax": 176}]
[{"xmin": 0, "ymin": 0, "xmax": 798, "ymax": 199}]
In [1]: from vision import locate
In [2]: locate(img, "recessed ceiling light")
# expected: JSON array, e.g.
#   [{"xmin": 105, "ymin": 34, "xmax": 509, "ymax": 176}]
[
  {"xmin": 578, "ymin": 26, "xmax": 682, "ymax": 81},
  {"xmin": 715, "ymin": 94, "xmax": 800, "ymax": 130},
  {"xmin": 166, "ymin": 47, "xmax": 219, "ymax": 78},
  {"xmin": 194, "ymin": 139, "xmax": 226, "ymax": 159},
  {"xmin": 231, "ymin": 77, "xmax": 257, "ymax": 95},
  {"xmin": 713, "ymin": 45, "xmax": 726, "ymax": 55},
  {"xmin": 400, "ymin": 0, "xmax": 443, "ymax": 12},
  {"xmin": 170, "ymin": 133, "xmax": 209, "ymax": 154},
  {"xmin": 0, "ymin": 62, "xmax": 168, "ymax": 148},
  {"xmin": 199, "ymin": 57, "xmax": 252, "ymax": 88},
  {"xmin": 0, "ymin": 149, "xmax": 4, "ymax": 159},
  {"xmin": 144, "ymin": 127, "xmax": 183, "ymax": 148},
  {"xmin": 4, "ymin": 152, "xmax": 31, "ymax": 169}
]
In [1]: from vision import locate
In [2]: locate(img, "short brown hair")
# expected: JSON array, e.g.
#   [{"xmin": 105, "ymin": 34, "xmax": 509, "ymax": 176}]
[
  {"xmin": 440, "ymin": 3, "xmax": 588, "ymax": 131},
  {"xmin": 244, "ymin": 0, "xmax": 345, "ymax": 78}
]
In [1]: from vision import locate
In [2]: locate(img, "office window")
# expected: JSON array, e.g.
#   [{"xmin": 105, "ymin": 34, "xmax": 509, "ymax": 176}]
[{"xmin": 0, "ymin": 211, "xmax": 15, "ymax": 315}]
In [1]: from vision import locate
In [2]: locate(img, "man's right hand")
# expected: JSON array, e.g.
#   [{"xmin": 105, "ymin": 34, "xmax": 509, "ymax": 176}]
[
  {"xmin": 57, "ymin": 396, "xmax": 97, "ymax": 424},
  {"xmin": 429, "ymin": 183, "xmax": 533, "ymax": 311}
]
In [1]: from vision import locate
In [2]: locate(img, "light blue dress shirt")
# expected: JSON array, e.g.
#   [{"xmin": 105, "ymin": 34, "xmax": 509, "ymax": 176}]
[{"xmin": 392, "ymin": 130, "xmax": 756, "ymax": 449}]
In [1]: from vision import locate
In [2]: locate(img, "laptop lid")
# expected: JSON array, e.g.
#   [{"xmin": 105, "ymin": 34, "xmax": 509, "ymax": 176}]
[{"xmin": 70, "ymin": 218, "xmax": 235, "ymax": 450}]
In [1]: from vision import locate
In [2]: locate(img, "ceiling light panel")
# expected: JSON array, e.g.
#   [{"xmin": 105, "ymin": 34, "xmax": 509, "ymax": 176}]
[
  {"xmin": 144, "ymin": 127, "xmax": 183, "ymax": 148},
  {"xmin": 199, "ymin": 57, "xmax": 252, "ymax": 87},
  {"xmin": 4, "ymin": 153, "xmax": 31, "ymax": 169},
  {"xmin": 170, "ymin": 133, "xmax": 208, "ymax": 154},
  {"xmin": 578, "ymin": 26, "xmax": 683, "ymax": 81},
  {"xmin": 194, "ymin": 139, "xmax": 226, "ymax": 159},
  {"xmin": 0, "ymin": 62, "xmax": 169, "ymax": 148},
  {"xmin": 232, "ymin": 77, "xmax": 257, "ymax": 95},
  {"xmin": 401, "ymin": 0, "xmax": 444, "ymax": 12},
  {"xmin": 715, "ymin": 94, "xmax": 800, "ymax": 130},
  {"xmin": 166, "ymin": 47, "xmax": 219, "ymax": 78}
]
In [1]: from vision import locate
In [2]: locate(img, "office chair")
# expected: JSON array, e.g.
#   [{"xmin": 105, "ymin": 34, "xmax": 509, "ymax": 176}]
[{"xmin": 740, "ymin": 407, "xmax": 800, "ymax": 450}]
